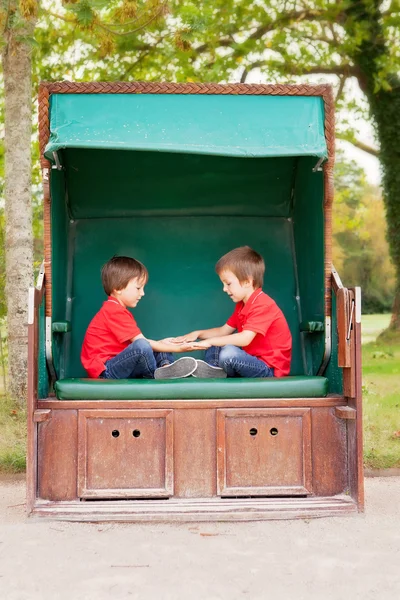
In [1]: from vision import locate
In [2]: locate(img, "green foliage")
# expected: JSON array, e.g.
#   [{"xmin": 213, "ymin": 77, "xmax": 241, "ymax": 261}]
[
  {"xmin": 333, "ymin": 153, "xmax": 395, "ymax": 314},
  {"xmin": 67, "ymin": 1, "xmax": 96, "ymax": 28}
]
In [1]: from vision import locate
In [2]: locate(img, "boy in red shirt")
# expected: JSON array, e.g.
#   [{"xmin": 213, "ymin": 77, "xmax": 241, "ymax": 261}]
[
  {"xmin": 175, "ymin": 246, "xmax": 292, "ymax": 378},
  {"xmin": 81, "ymin": 256, "xmax": 196, "ymax": 380}
]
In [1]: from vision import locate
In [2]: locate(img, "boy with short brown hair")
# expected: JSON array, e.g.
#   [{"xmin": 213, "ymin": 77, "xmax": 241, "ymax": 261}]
[
  {"xmin": 175, "ymin": 246, "xmax": 292, "ymax": 378},
  {"xmin": 81, "ymin": 256, "xmax": 196, "ymax": 380}
]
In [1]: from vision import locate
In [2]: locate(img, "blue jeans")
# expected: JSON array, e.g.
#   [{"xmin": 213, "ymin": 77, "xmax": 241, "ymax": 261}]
[
  {"xmin": 205, "ymin": 345, "xmax": 274, "ymax": 378},
  {"xmin": 102, "ymin": 338, "xmax": 173, "ymax": 379}
]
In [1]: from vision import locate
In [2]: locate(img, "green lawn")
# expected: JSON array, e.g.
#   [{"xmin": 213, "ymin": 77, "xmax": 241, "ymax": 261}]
[
  {"xmin": 0, "ymin": 394, "xmax": 26, "ymax": 473},
  {"xmin": 362, "ymin": 314, "xmax": 400, "ymax": 469},
  {"xmin": 0, "ymin": 314, "xmax": 399, "ymax": 473},
  {"xmin": 362, "ymin": 313, "xmax": 392, "ymax": 345}
]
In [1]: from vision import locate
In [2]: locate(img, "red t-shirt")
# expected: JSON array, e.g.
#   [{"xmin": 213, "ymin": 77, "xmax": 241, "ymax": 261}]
[
  {"xmin": 81, "ymin": 298, "xmax": 141, "ymax": 378},
  {"xmin": 226, "ymin": 289, "xmax": 292, "ymax": 377}
]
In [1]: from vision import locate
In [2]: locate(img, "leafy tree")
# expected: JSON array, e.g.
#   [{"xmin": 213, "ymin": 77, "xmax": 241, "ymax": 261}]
[
  {"xmin": 0, "ymin": 0, "xmax": 170, "ymax": 404},
  {"xmin": 131, "ymin": 0, "xmax": 398, "ymax": 328},
  {"xmin": 333, "ymin": 153, "xmax": 395, "ymax": 313}
]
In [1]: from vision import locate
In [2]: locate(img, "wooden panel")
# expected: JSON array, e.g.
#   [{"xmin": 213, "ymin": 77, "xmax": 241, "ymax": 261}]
[
  {"xmin": 331, "ymin": 266, "xmax": 343, "ymax": 294},
  {"xmin": 32, "ymin": 495, "xmax": 358, "ymax": 522},
  {"xmin": 337, "ymin": 287, "xmax": 351, "ymax": 367},
  {"xmin": 311, "ymin": 407, "xmax": 348, "ymax": 496},
  {"xmin": 38, "ymin": 409, "xmax": 78, "ymax": 501},
  {"xmin": 347, "ymin": 292, "xmax": 364, "ymax": 511},
  {"xmin": 34, "ymin": 409, "xmax": 51, "ymax": 422},
  {"xmin": 343, "ymin": 289, "xmax": 356, "ymax": 397},
  {"xmin": 78, "ymin": 410, "xmax": 173, "ymax": 498},
  {"xmin": 174, "ymin": 409, "xmax": 217, "ymax": 498},
  {"xmin": 335, "ymin": 406, "xmax": 356, "ymax": 420},
  {"xmin": 38, "ymin": 397, "xmax": 346, "ymax": 411},
  {"xmin": 217, "ymin": 408, "xmax": 312, "ymax": 496}
]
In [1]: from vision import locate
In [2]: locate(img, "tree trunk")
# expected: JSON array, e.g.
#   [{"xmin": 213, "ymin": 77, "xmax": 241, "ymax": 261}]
[
  {"xmin": 390, "ymin": 289, "xmax": 400, "ymax": 331},
  {"xmin": 2, "ymin": 27, "xmax": 35, "ymax": 405},
  {"xmin": 372, "ymin": 88, "xmax": 400, "ymax": 331},
  {"xmin": 345, "ymin": 0, "xmax": 400, "ymax": 331}
]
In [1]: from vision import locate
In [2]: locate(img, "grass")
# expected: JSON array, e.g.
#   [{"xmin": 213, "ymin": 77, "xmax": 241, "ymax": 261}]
[
  {"xmin": 362, "ymin": 314, "xmax": 400, "ymax": 469},
  {"xmin": 0, "ymin": 313, "xmax": 399, "ymax": 473},
  {"xmin": 0, "ymin": 393, "xmax": 27, "ymax": 473},
  {"xmin": 362, "ymin": 313, "xmax": 392, "ymax": 345}
]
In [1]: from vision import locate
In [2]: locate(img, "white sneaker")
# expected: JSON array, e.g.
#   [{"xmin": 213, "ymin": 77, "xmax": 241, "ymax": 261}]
[
  {"xmin": 193, "ymin": 359, "xmax": 227, "ymax": 378},
  {"xmin": 154, "ymin": 357, "xmax": 197, "ymax": 379}
]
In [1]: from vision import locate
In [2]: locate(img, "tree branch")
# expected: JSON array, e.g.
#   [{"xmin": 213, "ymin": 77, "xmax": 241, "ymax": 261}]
[
  {"xmin": 335, "ymin": 76, "xmax": 347, "ymax": 103},
  {"xmin": 240, "ymin": 66, "xmax": 249, "ymax": 83},
  {"xmin": 96, "ymin": 5, "xmax": 166, "ymax": 37},
  {"xmin": 235, "ymin": 58, "xmax": 358, "ymax": 78},
  {"xmin": 194, "ymin": 8, "xmax": 341, "ymax": 56},
  {"xmin": 337, "ymin": 134, "xmax": 379, "ymax": 157}
]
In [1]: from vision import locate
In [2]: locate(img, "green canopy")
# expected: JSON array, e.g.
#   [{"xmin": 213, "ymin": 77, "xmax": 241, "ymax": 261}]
[{"xmin": 45, "ymin": 93, "xmax": 327, "ymax": 159}]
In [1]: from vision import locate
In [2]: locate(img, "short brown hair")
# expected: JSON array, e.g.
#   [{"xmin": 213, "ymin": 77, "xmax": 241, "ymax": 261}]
[
  {"xmin": 101, "ymin": 256, "xmax": 148, "ymax": 296},
  {"xmin": 215, "ymin": 246, "xmax": 265, "ymax": 288}
]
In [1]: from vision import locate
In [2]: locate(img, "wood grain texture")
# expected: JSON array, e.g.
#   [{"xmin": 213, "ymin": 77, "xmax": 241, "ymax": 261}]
[
  {"xmin": 174, "ymin": 409, "xmax": 217, "ymax": 498},
  {"xmin": 311, "ymin": 408, "xmax": 348, "ymax": 496},
  {"xmin": 31, "ymin": 495, "xmax": 358, "ymax": 522},
  {"xmin": 337, "ymin": 287, "xmax": 351, "ymax": 368},
  {"xmin": 335, "ymin": 406, "xmax": 356, "ymax": 420},
  {"xmin": 38, "ymin": 397, "xmax": 346, "ymax": 410},
  {"xmin": 38, "ymin": 410, "xmax": 78, "ymax": 501},
  {"xmin": 217, "ymin": 408, "xmax": 312, "ymax": 496},
  {"xmin": 342, "ymin": 290, "xmax": 356, "ymax": 398},
  {"xmin": 78, "ymin": 410, "xmax": 173, "ymax": 499}
]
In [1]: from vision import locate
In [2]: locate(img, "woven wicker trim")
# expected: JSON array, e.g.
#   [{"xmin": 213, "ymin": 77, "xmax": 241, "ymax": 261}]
[{"xmin": 38, "ymin": 81, "xmax": 335, "ymax": 318}]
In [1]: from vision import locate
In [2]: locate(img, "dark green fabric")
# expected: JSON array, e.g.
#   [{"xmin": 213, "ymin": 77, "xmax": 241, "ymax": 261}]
[
  {"xmin": 63, "ymin": 150, "xmax": 296, "ymax": 220},
  {"xmin": 325, "ymin": 290, "xmax": 343, "ymax": 395},
  {"xmin": 68, "ymin": 215, "xmax": 303, "ymax": 378},
  {"xmin": 48, "ymin": 150, "xmax": 326, "ymax": 381},
  {"xmin": 55, "ymin": 376, "xmax": 328, "ymax": 400},
  {"xmin": 292, "ymin": 156, "xmax": 325, "ymax": 375}
]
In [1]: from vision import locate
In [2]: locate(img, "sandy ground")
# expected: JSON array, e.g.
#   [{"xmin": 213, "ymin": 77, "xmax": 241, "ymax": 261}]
[{"xmin": 0, "ymin": 476, "xmax": 399, "ymax": 600}]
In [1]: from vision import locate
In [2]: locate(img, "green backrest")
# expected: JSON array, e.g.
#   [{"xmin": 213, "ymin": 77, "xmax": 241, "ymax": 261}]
[{"xmin": 50, "ymin": 151, "xmax": 325, "ymax": 379}]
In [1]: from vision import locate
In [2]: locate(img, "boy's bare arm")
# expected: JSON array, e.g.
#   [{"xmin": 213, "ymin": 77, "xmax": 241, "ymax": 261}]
[
  {"xmin": 132, "ymin": 333, "xmax": 195, "ymax": 353},
  {"xmin": 173, "ymin": 324, "xmax": 235, "ymax": 343},
  {"xmin": 191, "ymin": 329, "xmax": 256, "ymax": 349}
]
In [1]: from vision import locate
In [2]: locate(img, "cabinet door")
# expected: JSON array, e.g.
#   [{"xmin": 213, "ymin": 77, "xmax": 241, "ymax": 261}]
[
  {"xmin": 78, "ymin": 410, "xmax": 173, "ymax": 498},
  {"xmin": 217, "ymin": 408, "xmax": 312, "ymax": 496}
]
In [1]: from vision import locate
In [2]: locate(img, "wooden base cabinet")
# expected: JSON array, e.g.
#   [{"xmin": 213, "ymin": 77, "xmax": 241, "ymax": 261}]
[{"xmin": 31, "ymin": 401, "xmax": 362, "ymax": 521}]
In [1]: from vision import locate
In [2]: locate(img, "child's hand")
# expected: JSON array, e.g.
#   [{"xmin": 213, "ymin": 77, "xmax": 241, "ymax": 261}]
[
  {"xmin": 160, "ymin": 337, "xmax": 178, "ymax": 344},
  {"xmin": 189, "ymin": 340, "xmax": 212, "ymax": 350},
  {"xmin": 171, "ymin": 331, "xmax": 199, "ymax": 343},
  {"xmin": 160, "ymin": 338, "xmax": 196, "ymax": 352}
]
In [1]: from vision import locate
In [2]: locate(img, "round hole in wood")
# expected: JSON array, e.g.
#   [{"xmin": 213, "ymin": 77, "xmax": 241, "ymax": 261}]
[
  {"xmin": 270, "ymin": 427, "xmax": 278, "ymax": 436},
  {"xmin": 132, "ymin": 429, "xmax": 141, "ymax": 438},
  {"xmin": 249, "ymin": 428, "xmax": 258, "ymax": 436},
  {"xmin": 111, "ymin": 430, "xmax": 120, "ymax": 438}
]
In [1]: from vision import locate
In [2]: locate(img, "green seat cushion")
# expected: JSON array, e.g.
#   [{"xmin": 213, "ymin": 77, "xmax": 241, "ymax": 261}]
[{"xmin": 55, "ymin": 376, "xmax": 328, "ymax": 400}]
